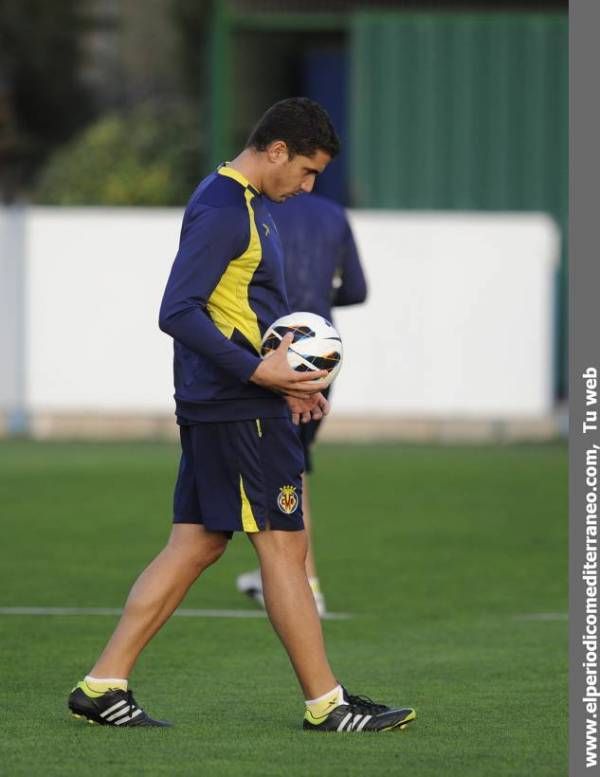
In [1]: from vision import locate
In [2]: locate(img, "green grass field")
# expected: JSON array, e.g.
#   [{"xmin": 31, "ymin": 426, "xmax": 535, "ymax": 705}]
[{"xmin": 0, "ymin": 440, "xmax": 567, "ymax": 776}]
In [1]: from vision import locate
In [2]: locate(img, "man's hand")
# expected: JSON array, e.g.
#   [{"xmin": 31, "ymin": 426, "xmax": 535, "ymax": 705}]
[
  {"xmin": 250, "ymin": 333, "xmax": 329, "ymax": 398},
  {"xmin": 286, "ymin": 393, "xmax": 330, "ymax": 425}
]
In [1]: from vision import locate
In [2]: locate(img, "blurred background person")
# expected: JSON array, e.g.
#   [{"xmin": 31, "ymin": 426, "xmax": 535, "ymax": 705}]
[{"xmin": 236, "ymin": 192, "xmax": 367, "ymax": 616}]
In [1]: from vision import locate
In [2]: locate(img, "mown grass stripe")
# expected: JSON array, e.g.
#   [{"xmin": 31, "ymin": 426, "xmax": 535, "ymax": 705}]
[{"xmin": 0, "ymin": 606, "xmax": 352, "ymax": 620}]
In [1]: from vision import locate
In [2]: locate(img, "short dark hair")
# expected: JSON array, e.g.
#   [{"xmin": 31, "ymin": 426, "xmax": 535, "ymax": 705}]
[{"xmin": 246, "ymin": 97, "xmax": 340, "ymax": 159}]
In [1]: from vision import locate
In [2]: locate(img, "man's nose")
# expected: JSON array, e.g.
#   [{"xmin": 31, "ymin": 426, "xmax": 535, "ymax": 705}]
[{"xmin": 300, "ymin": 178, "xmax": 315, "ymax": 193}]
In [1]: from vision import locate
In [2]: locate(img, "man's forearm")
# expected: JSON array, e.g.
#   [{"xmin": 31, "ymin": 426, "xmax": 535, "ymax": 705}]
[{"xmin": 159, "ymin": 307, "xmax": 261, "ymax": 383}]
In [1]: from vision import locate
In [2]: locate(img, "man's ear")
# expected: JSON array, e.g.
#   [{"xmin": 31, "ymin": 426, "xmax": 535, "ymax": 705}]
[{"xmin": 266, "ymin": 140, "xmax": 289, "ymax": 163}]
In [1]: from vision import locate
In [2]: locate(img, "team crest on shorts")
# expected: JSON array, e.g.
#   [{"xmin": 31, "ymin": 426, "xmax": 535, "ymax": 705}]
[{"xmin": 277, "ymin": 485, "xmax": 298, "ymax": 514}]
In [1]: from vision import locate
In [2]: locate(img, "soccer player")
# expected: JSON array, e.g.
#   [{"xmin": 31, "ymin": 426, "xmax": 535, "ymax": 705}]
[
  {"xmin": 236, "ymin": 193, "xmax": 367, "ymax": 616},
  {"xmin": 67, "ymin": 98, "xmax": 415, "ymax": 732}
]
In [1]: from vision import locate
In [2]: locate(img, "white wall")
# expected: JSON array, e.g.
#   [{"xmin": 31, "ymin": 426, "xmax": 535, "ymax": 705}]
[
  {"xmin": 0, "ymin": 207, "xmax": 560, "ymax": 419},
  {"xmin": 336, "ymin": 211, "xmax": 559, "ymax": 417},
  {"xmin": 0, "ymin": 207, "xmax": 25, "ymax": 411},
  {"xmin": 26, "ymin": 208, "xmax": 176, "ymax": 412}
]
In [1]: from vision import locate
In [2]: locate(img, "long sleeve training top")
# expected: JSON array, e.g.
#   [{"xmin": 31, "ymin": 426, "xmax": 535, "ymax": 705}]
[{"xmin": 159, "ymin": 165, "xmax": 290, "ymax": 423}]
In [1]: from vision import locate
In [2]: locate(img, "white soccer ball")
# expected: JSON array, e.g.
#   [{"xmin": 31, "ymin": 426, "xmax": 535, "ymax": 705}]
[{"xmin": 261, "ymin": 311, "xmax": 343, "ymax": 388}]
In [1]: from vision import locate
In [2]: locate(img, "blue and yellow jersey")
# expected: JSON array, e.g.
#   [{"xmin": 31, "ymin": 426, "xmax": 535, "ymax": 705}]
[{"xmin": 159, "ymin": 165, "xmax": 289, "ymax": 422}]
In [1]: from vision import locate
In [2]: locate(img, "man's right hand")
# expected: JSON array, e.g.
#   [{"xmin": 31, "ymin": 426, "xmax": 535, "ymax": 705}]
[{"xmin": 250, "ymin": 333, "xmax": 330, "ymax": 399}]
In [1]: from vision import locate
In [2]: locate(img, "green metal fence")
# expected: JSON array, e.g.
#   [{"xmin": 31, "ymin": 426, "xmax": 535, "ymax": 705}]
[{"xmin": 349, "ymin": 12, "xmax": 568, "ymax": 394}]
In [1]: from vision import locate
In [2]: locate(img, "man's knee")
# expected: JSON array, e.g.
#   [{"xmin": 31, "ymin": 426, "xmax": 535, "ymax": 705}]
[
  {"xmin": 167, "ymin": 524, "xmax": 229, "ymax": 570},
  {"xmin": 197, "ymin": 536, "xmax": 228, "ymax": 568},
  {"xmin": 251, "ymin": 529, "xmax": 308, "ymax": 565}
]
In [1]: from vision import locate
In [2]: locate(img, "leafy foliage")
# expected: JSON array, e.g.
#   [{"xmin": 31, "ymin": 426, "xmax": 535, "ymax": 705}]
[
  {"xmin": 0, "ymin": 0, "xmax": 95, "ymax": 198},
  {"xmin": 34, "ymin": 102, "xmax": 206, "ymax": 205}
]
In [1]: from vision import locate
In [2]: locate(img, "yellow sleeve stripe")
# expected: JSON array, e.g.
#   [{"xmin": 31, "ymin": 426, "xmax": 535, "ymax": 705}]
[
  {"xmin": 206, "ymin": 188, "xmax": 262, "ymax": 352},
  {"xmin": 240, "ymin": 475, "xmax": 260, "ymax": 533}
]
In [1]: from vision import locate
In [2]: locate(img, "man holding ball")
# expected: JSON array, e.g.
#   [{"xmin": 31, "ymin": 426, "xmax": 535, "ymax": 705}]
[{"xmin": 67, "ymin": 97, "xmax": 415, "ymax": 733}]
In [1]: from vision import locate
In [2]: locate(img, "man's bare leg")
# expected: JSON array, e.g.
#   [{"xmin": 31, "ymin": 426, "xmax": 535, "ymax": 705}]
[
  {"xmin": 90, "ymin": 524, "xmax": 229, "ymax": 679},
  {"xmin": 302, "ymin": 475, "xmax": 318, "ymax": 580},
  {"xmin": 249, "ymin": 529, "xmax": 336, "ymax": 699},
  {"xmin": 236, "ymin": 475, "xmax": 325, "ymax": 613}
]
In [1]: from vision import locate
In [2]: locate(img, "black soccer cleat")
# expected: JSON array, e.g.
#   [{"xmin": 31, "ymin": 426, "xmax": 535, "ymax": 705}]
[
  {"xmin": 68, "ymin": 683, "xmax": 171, "ymax": 727},
  {"xmin": 303, "ymin": 687, "xmax": 415, "ymax": 733}
]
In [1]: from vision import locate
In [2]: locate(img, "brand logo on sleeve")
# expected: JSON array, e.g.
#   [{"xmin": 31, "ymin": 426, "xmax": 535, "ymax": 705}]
[{"xmin": 262, "ymin": 223, "xmax": 270, "ymax": 237}]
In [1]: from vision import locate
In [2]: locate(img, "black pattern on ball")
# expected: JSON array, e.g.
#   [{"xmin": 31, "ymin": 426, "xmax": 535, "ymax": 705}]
[
  {"xmin": 274, "ymin": 324, "xmax": 315, "ymax": 341},
  {"xmin": 261, "ymin": 324, "xmax": 317, "ymax": 356},
  {"xmin": 307, "ymin": 352, "xmax": 341, "ymax": 370}
]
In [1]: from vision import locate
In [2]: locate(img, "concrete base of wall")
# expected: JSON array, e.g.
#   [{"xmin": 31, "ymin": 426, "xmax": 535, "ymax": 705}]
[{"xmin": 0, "ymin": 409, "xmax": 567, "ymax": 444}]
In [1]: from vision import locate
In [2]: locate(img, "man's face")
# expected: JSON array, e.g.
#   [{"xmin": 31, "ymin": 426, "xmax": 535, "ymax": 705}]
[{"xmin": 263, "ymin": 145, "xmax": 331, "ymax": 203}]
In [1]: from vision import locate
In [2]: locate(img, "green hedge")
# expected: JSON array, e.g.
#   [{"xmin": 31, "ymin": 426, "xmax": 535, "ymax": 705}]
[{"xmin": 34, "ymin": 103, "xmax": 206, "ymax": 205}]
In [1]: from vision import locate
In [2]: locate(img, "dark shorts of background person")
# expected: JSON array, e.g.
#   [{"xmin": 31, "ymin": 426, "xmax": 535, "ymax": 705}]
[
  {"xmin": 173, "ymin": 417, "xmax": 305, "ymax": 536},
  {"xmin": 296, "ymin": 387, "xmax": 331, "ymax": 474}
]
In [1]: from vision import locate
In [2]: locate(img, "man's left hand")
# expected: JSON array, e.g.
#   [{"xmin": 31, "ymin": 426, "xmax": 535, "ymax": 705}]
[{"xmin": 286, "ymin": 393, "xmax": 330, "ymax": 425}]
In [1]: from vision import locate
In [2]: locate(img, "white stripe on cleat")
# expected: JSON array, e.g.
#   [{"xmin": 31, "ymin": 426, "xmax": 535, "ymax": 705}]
[{"xmin": 100, "ymin": 699, "xmax": 127, "ymax": 718}]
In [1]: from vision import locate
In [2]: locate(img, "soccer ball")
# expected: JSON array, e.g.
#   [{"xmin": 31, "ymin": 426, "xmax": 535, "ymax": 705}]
[{"xmin": 261, "ymin": 311, "xmax": 343, "ymax": 388}]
